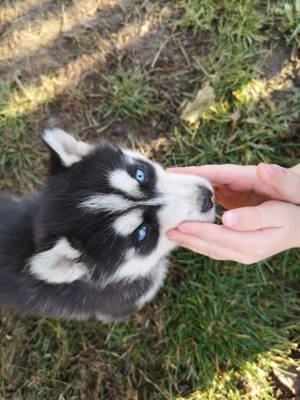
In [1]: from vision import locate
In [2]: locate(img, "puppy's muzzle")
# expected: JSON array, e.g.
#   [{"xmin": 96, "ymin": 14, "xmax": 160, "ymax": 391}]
[{"xmin": 199, "ymin": 187, "xmax": 214, "ymax": 213}]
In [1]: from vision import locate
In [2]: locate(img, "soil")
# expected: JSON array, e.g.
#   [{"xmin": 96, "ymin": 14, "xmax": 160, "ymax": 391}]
[
  {"xmin": 0, "ymin": 0, "xmax": 212, "ymax": 145},
  {"xmin": 0, "ymin": 1, "xmax": 299, "ymax": 398}
]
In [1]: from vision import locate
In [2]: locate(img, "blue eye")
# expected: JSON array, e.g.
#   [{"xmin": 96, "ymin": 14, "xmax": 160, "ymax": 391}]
[
  {"xmin": 135, "ymin": 168, "xmax": 146, "ymax": 183},
  {"xmin": 137, "ymin": 225, "xmax": 148, "ymax": 242}
]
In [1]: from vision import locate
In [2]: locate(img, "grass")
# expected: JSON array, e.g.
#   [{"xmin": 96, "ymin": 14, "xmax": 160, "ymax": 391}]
[
  {"xmin": 98, "ymin": 67, "xmax": 160, "ymax": 123},
  {"xmin": 161, "ymin": 251, "xmax": 300, "ymax": 399},
  {"xmin": 0, "ymin": 0, "xmax": 300, "ymax": 399},
  {"xmin": 0, "ymin": 81, "xmax": 44, "ymax": 192},
  {"xmin": 271, "ymin": 0, "xmax": 300, "ymax": 44}
]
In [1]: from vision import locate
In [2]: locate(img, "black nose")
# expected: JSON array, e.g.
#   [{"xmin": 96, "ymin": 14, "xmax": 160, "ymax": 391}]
[{"xmin": 200, "ymin": 187, "xmax": 213, "ymax": 212}]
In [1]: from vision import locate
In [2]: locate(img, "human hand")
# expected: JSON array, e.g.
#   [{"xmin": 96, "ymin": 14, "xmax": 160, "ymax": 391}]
[
  {"xmin": 167, "ymin": 164, "xmax": 300, "ymax": 263},
  {"xmin": 168, "ymin": 163, "xmax": 300, "ymax": 209}
]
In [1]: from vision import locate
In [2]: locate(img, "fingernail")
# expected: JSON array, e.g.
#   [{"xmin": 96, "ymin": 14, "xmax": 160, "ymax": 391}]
[{"xmin": 222, "ymin": 211, "xmax": 238, "ymax": 227}]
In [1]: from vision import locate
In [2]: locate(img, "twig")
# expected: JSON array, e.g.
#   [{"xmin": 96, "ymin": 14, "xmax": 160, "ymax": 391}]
[{"xmin": 151, "ymin": 34, "xmax": 174, "ymax": 69}]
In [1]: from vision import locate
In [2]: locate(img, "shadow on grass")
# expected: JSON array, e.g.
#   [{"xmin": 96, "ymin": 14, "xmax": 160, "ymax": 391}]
[{"xmin": 0, "ymin": 1, "xmax": 300, "ymax": 399}]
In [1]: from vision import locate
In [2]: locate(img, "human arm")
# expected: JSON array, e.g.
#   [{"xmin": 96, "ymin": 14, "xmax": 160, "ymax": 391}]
[{"xmin": 167, "ymin": 163, "xmax": 300, "ymax": 264}]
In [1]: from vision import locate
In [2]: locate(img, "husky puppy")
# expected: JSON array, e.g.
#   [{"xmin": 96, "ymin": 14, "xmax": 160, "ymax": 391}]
[{"xmin": 0, "ymin": 129, "xmax": 215, "ymax": 322}]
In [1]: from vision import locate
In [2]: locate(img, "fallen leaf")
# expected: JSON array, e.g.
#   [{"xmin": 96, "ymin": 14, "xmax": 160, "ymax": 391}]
[
  {"xmin": 180, "ymin": 82, "xmax": 216, "ymax": 124},
  {"xmin": 273, "ymin": 366, "xmax": 300, "ymax": 396}
]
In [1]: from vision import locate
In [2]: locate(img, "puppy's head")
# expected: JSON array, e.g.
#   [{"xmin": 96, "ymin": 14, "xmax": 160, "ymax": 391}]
[{"xmin": 30, "ymin": 129, "xmax": 214, "ymax": 285}]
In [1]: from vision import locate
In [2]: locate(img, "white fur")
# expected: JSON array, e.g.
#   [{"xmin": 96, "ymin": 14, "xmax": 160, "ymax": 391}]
[
  {"xmin": 123, "ymin": 149, "xmax": 149, "ymax": 164},
  {"xmin": 155, "ymin": 169, "xmax": 215, "ymax": 230},
  {"xmin": 80, "ymin": 194, "xmax": 134, "ymax": 213},
  {"xmin": 135, "ymin": 258, "xmax": 168, "ymax": 307},
  {"xmin": 42, "ymin": 129, "xmax": 93, "ymax": 167},
  {"xmin": 29, "ymin": 237, "xmax": 88, "ymax": 284},
  {"xmin": 112, "ymin": 238, "xmax": 174, "ymax": 282},
  {"xmin": 113, "ymin": 209, "xmax": 143, "ymax": 236},
  {"xmin": 80, "ymin": 194, "xmax": 161, "ymax": 213},
  {"xmin": 111, "ymin": 166, "xmax": 215, "ymax": 282},
  {"xmin": 123, "ymin": 150, "xmax": 215, "ymax": 227},
  {"xmin": 95, "ymin": 259, "xmax": 168, "ymax": 322},
  {"xmin": 40, "ymin": 130, "xmax": 215, "ymax": 292},
  {"xmin": 81, "ymin": 150, "xmax": 215, "ymax": 283},
  {"xmin": 109, "ymin": 169, "xmax": 142, "ymax": 198}
]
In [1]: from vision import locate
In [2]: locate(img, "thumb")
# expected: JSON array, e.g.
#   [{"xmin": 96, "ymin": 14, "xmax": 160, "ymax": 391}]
[
  {"xmin": 222, "ymin": 201, "xmax": 298, "ymax": 231},
  {"xmin": 257, "ymin": 163, "xmax": 300, "ymax": 205}
]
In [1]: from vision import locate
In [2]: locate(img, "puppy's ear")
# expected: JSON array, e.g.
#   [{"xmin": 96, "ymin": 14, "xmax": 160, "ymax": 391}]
[
  {"xmin": 29, "ymin": 238, "xmax": 88, "ymax": 284},
  {"xmin": 42, "ymin": 129, "xmax": 94, "ymax": 173}
]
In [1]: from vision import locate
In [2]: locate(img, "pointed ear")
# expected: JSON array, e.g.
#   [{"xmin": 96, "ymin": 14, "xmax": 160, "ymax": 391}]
[
  {"xmin": 29, "ymin": 238, "xmax": 88, "ymax": 284},
  {"xmin": 42, "ymin": 129, "xmax": 94, "ymax": 172}
]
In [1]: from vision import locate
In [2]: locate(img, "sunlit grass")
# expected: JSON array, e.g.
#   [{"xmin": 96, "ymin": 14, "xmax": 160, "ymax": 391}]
[
  {"xmin": 0, "ymin": 0, "xmax": 300, "ymax": 398},
  {"xmin": 173, "ymin": 0, "xmax": 266, "ymax": 43},
  {"xmin": 0, "ymin": 78, "xmax": 56, "ymax": 121}
]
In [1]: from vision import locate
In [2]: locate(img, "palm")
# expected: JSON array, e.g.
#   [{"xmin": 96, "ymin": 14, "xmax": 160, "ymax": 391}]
[
  {"xmin": 214, "ymin": 184, "xmax": 270, "ymax": 209},
  {"xmin": 169, "ymin": 164, "xmax": 300, "ymax": 209}
]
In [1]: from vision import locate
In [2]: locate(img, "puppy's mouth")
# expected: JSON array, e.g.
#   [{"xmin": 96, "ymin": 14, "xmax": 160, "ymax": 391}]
[
  {"xmin": 199, "ymin": 187, "xmax": 214, "ymax": 213},
  {"xmin": 203, "ymin": 206, "xmax": 216, "ymax": 223}
]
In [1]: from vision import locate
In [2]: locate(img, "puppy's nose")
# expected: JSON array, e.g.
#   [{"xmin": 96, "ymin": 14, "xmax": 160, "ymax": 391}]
[{"xmin": 200, "ymin": 187, "xmax": 213, "ymax": 212}]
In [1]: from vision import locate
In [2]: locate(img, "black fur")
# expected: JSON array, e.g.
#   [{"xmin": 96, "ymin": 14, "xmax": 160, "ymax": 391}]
[{"xmin": 0, "ymin": 142, "xmax": 160, "ymax": 321}]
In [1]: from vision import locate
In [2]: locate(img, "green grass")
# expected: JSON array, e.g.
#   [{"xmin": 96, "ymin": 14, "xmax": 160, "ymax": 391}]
[
  {"xmin": 0, "ymin": 71, "xmax": 58, "ymax": 192},
  {"xmin": 98, "ymin": 67, "xmax": 160, "ymax": 123},
  {"xmin": 0, "ymin": 0, "xmax": 300, "ymax": 398},
  {"xmin": 161, "ymin": 251, "xmax": 300, "ymax": 399},
  {"xmin": 271, "ymin": 0, "xmax": 300, "ymax": 45},
  {"xmin": 0, "ymin": 81, "xmax": 41, "ymax": 192}
]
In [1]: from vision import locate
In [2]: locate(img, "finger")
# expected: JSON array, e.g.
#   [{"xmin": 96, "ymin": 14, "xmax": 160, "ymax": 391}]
[
  {"xmin": 167, "ymin": 165, "xmax": 257, "ymax": 191},
  {"xmin": 290, "ymin": 164, "xmax": 300, "ymax": 175},
  {"xmin": 174, "ymin": 221, "xmax": 266, "ymax": 255},
  {"xmin": 167, "ymin": 229, "xmax": 249, "ymax": 262},
  {"xmin": 257, "ymin": 163, "xmax": 300, "ymax": 205},
  {"xmin": 222, "ymin": 201, "xmax": 297, "ymax": 231}
]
